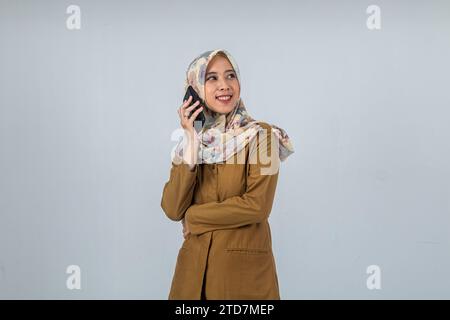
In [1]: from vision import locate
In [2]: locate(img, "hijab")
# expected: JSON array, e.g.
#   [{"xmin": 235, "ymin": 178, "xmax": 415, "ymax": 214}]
[{"xmin": 174, "ymin": 49, "xmax": 294, "ymax": 165}]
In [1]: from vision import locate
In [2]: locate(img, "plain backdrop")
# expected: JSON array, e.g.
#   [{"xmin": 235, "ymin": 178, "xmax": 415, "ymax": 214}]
[{"xmin": 1, "ymin": 0, "xmax": 449, "ymax": 299}]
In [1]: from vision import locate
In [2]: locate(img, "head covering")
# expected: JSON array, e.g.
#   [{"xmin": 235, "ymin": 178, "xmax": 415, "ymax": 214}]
[{"xmin": 174, "ymin": 49, "xmax": 294, "ymax": 164}]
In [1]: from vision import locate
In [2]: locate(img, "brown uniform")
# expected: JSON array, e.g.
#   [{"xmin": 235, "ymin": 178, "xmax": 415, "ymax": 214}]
[{"xmin": 161, "ymin": 122, "xmax": 281, "ymax": 299}]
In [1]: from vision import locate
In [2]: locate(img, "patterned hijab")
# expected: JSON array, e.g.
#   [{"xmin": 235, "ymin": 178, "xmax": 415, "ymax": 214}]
[{"xmin": 174, "ymin": 49, "xmax": 294, "ymax": 164}]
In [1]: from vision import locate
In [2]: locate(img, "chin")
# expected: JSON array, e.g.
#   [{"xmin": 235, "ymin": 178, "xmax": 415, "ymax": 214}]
[
  {"xmin": 215, "ymin": 106, "xmax": 235, "ymax": 114},
  {"xmin": 209, "ymin": 99, "xmax": 239, "ymax": 114}
]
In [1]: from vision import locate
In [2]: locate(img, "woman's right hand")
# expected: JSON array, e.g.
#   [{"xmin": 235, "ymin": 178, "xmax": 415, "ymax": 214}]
[
  {"xmin": 181, "ymin": 217, "xmax": 191, "ymax": 239},
  {"xmin": 177, "ymin": 95, "xmax": 203, "ymax": 133},
  {"xmin": 177, "ymin": 96, "xmax": 203, "ymax": 169}
]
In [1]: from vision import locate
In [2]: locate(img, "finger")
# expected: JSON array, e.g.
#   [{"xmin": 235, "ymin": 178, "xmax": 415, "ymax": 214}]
[
  {"xmin": 177, "ymin": 109, "xmax": 185, "ymax": 122},
  {"xmin": 178, "ymin": 106, "xmax": 189, "ymax": 121},
  {"xmin": 181, "ymin": 95, "xmax": 193, "ymax": 109},
  {"xmin": 184, "ymin": 105, "xmax": 200, "ymax": 118},
  {"xmin": 182, "ymin": 98, "xmax": 199, "ymax": 113},
  {"xmin": 183, "ymin": 95, "xmax": 192, "ymax": 104},
  {"xmin": 194, "ymin": 106, "xmax": 203, "ymax": 113},
  {"xmin": 185, "ymin": 100, "xmax": 200, "ymax": 112},
  {"xmin": 188, "ymin": 106, "xmax": 203, "ymax": 119}
]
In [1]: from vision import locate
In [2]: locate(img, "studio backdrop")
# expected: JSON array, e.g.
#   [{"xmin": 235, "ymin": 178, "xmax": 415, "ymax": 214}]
[{"xmin": 0, "ymin": 0, "xmax": 449, "ymax": 299}]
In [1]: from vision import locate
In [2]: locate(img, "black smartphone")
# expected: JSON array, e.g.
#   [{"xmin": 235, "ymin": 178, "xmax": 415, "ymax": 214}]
[{"xmin": 183, "ymin": 85, "xmax": 206, "ymax": 127}]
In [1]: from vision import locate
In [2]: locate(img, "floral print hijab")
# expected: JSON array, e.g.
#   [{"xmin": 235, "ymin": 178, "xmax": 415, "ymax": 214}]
[{"xmin": 174, "ymin": 49, "xmax": 294, "ymax": 164}]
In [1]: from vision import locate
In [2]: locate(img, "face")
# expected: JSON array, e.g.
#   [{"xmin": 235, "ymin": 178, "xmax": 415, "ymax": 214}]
[{"xmin": 204, "ymin": 54, "xmax": 240, "ymax": 115}]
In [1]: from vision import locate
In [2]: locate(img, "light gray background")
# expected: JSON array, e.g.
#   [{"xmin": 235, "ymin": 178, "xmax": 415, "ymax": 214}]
[{"xmin": 1, "ymin": 0, "xmax": 449, "ymax": 299}]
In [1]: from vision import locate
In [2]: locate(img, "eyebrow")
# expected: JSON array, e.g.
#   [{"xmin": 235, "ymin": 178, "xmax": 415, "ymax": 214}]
[{"xmin": 206, "ymin": 69, "xmax": 235, "ymax": 76}]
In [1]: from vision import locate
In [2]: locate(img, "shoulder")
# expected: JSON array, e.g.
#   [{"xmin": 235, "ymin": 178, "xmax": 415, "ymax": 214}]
[
  {"xmin": 248, "ymin": 121, "xmax": 273, "ymax": 156},
  {"xmin": 248, "ymin": 121, "xmax": 280, "ymax": 173},
  {"xmin": 255, "ymin": 121, "xmax": 272, "ymax": 132},
  {"xmin": 254, "ymin": 121, "xmax": 274, "ymax": 143}
]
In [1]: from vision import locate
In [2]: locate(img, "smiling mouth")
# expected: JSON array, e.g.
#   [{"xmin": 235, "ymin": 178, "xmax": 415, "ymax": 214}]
[{"xmin": 216, "ymin": 94, "xmax": 233, "ymax": 101}]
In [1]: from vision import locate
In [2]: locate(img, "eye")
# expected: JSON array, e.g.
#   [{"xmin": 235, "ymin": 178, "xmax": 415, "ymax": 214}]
[
  {"xmin": 206, "ymin": 75, "xmax": 217, "ymax": 81},
  {"xmin": 227, "ymin": 73, "xmax": 236, "ymax": 79}
]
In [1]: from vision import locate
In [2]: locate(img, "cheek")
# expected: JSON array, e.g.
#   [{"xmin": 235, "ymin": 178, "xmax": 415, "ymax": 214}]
[
  {"xmin": 205, "ymin": 88, "xmax": 215, "ymax": 103},
  {"xmin": 205, "ymin": 84, "xmax": 214, "ymax": 96}
]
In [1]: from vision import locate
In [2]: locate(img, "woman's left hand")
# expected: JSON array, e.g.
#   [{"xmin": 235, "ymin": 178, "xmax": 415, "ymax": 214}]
[{"xmin": 182, "ymin": 218, "xmax": 191, "ymax": 239}]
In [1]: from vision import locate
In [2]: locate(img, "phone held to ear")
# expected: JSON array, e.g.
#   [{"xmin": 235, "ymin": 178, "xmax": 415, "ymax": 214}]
[{"xmin": 183, "ymin": 85, "xmax": 206, "ymax": 128}]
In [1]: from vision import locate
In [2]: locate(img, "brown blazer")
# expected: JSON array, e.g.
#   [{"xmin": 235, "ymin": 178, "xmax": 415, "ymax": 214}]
[{"xmin": 161, "ymin": 122, "xmax": 281, "ymax": 299}]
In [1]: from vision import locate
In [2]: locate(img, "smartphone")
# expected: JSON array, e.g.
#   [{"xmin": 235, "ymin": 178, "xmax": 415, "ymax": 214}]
[{"xmin": 183, "ymin": 85, "xmax": 206, "ymax": 127}]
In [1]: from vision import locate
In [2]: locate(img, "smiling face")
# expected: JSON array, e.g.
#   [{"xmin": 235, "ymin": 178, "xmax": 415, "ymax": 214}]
[{"xmin": 204, "ymin": 54, "xmax": 241, "ymax": 115}]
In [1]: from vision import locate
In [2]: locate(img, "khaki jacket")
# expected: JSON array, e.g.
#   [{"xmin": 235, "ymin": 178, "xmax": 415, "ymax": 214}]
[{"xmin": 161, "ymin": 122, "xmax": 281, "ymax": 299}]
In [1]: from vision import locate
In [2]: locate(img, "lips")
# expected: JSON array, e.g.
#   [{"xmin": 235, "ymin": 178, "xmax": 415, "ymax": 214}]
[{"xmin": 216, "ymin": 94, "xmax": 232, "ymax": 101}]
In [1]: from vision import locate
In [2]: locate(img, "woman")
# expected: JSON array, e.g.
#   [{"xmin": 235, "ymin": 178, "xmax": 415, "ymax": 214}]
[{"xmin": 161, "ymin": 49, "xmax": 294, "ymax": 300}]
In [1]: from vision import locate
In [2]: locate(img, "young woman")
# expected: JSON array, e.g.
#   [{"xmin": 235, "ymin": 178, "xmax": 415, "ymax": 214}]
[{"xmin": 161, "ymin": 49, "xmax": 294, "ymax": 299}]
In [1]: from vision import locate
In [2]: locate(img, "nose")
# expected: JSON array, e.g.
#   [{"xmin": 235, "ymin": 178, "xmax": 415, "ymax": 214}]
[{"xmin": 217, "ymin": 78, "xmax": 230, "ymax": 92}]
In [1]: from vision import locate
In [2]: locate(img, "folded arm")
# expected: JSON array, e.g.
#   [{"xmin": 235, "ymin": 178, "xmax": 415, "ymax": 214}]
[
  {"xmin": 160, "ymin": 161, "xmax": 198, "ymax": 221},
  {"xmin": 185, "ymin": 125, "xmax": 280, "ymax": 235}
]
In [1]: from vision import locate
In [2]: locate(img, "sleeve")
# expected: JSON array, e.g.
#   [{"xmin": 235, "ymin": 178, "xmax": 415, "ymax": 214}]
[
  {"xmin": 185, "ymin": 125, "xmax": 281, "ymax": 235},
  {"xmin": 160, "ymin": 161, "xmax": 198, "ymax": 221}
]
